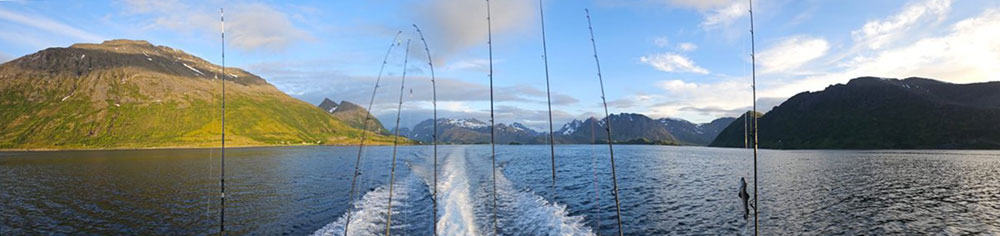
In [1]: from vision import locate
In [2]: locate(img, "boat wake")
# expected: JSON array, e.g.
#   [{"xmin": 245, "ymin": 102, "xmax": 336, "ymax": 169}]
[
  {"xmin": 314, "ymin": 147, "xmax": 593, "ymax": 235},
  {"xmin": 493, "ymin": 166, "xmax": 594, "ymax": 236},
  {"xmin": 312, "ymin": 176, "xmax": 419, "ymax": 236},
  {"xmin": 434, "ymin": 149, "xmax": 480, "ymax": 236}
]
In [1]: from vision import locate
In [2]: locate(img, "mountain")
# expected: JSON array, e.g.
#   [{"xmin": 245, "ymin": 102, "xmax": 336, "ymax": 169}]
[
  {"xmin": 659, "ymin": 117, "xmax": 736, "ymax": 145},
  {"xmin": 0, "ymin": 39, "xmax": 397, "ymax": 149},
  {"xmin": 710, "ymin": 77, "xmax": 1000, "ymax": 149},
  {"xmin": 318, "ymin": 98, "xmax": 338, "ymax": 113},
  {"xmin": 708, "ymin": 111, "xmax": 761, "ymax": 148},
  {"xmin": 396, "ymin": 113, "xmax": 734, "ymax": 145},
  {"xmin": 317, "ymin": 98, "xmax": 388, "ymax": 134},
  {"xmin": 557, "ymin": 113, "xmax": 678, "ymax": 144},
  {"xmin": 402, "ymin": 118, "xmax": 539, "ymax": 144}
]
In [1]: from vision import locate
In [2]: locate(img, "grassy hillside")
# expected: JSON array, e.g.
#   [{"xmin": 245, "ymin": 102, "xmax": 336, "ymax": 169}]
[{"xmin": 0, "ymin": 40, "xmax": 401, "ymax": 150}]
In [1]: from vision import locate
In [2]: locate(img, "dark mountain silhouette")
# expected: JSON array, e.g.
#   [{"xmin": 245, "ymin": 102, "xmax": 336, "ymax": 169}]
[
  {"xmin": 659, "ymin": 117, "xmax": 736, "ymax": 145},
  {"xmin": 709, "ymin": 111, "xmax": 762, "ymax": 148},
  {"xmin": 711, "ymin": 77, "xmax": 1000, "ymax": 149}
]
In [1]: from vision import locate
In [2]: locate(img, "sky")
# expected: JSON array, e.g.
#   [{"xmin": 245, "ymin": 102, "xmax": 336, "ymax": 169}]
[{"xmin": 1, "ymin": 0, "xmax": 999, "ymax": 130}]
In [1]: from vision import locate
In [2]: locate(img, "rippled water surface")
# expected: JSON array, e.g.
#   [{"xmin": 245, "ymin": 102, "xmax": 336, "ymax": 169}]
[{"xmin": 1, "ymin": 145, "xmax": 998, "ymax": 235}]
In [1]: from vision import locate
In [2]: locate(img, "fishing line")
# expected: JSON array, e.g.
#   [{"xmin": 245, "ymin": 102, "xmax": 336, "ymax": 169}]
[
  {"xmin": 537, "ymin": 0, "xmax": 558, "ymax": 202},
  {"xmin": 344, "ymin": 30, "xmax": 403, "ymax": 236},
  {"xmin": 485, "ymin": 0, "xmax": 500, "ymax": 234},
  {"xmin": 412, "ymin": 24, "xmax": 439, "ymax": 236},
  {"xmin": 218, "ymin": 8, "xmax": 226, "ymax": 235},
  {"xmin": 748, "ymin": 0, "xmax": 760, "ymax": 234},
  {"xmin": 384, "ymin": 39, "xmax": 411, "ymax": 236},
  {"xmin": 585, "ymin": 9, "xmax": 624, "ymax": 236},
  {"xmin": 591, "ymin": 120, "xmax": 601, "ymax": 235}
]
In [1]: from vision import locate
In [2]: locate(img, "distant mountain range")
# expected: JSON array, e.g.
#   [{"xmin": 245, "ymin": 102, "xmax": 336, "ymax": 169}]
[
  {"xmin": 711, "ymin": 77, "xmax": 1000, "ymax": 149},
  {"xmin": 384, "ymin": 113, "xmax": 735, "ymax": 145},
  {"xmin": 0, "ymin": 39, "xmax": 397, "ymax": 149},
  {"xmin": 658, "ymin": 117, "xmax": 735, "ymax": 145}
]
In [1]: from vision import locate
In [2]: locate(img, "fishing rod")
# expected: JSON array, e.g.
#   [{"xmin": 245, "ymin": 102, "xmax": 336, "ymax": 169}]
[
  {"xmin": 384, "ymin": 39, "xmax": 411, "ymax": 236},
  {"xmin": 343, "ymin": 30, "xmax": 402, "ymax": 236},
  {"xmin": 585, "ymin": 9, "xmax": 624, "ymax": 236},
  {"xmin": 218, "ymin": 8, "xmax": 226, "ymax": 235},
  {"xmin": 411, "ymin": 24, "xmax": 439, "ymax": 236},
  {"xmin": 484, "ymin": 0, "xmax": 500, "ymax": 234},
  {"xmin": 749, "ymin": 0, "xmax": 760, "ymax": 234},
  {"xmin": 537, "ymin": 0, "xmax": 558, "ymax": 201}
]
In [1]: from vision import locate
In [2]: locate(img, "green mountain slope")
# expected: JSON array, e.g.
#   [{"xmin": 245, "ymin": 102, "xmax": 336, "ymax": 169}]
[{"xmin": 0, "ymin": 39, "xmax": 398, "ymax": 149}]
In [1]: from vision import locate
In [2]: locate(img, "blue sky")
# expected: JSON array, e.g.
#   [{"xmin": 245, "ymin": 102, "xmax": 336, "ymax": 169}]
[{"xmin": 1, "ymin": 0, "xmax": 999, "ymax": 130}]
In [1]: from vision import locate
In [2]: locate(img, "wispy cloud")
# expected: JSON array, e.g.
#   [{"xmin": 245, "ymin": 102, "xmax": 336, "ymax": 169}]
[
  {"xmin": 663, "ymin": 0, "xmax": 733, "ymax": 10},
  {"xmin": 624, "ymin": 0, "xmax": 1000, "ymax": 123},
  {"xmin": 677, "ymin": 42, "xmax": 697, "ymax": 52},
  {"xmin": 0, "ymin": 7, "xmax": 103, "ymax": 42},
  {"xmin": 757, "ymin": 36, "xmax": 829, "ymax": 74},
  {"xmin": 250, "ymin": 59, "xmax": 579, "ymax": 108},
  {"xmin": 653, "ymin": 36, "xmax": 670, "ymax": 48},
  {"xmin": 770, "ymin": 7, "xmax": 1000, "ymax": 98},
  {"xmin": 640, "ymin": 52, "xmax": 710, "ymax": 74},
  {"xmin": 650, "ymin": 78, "xmax": 754, "ymax": 118},
  {"xmin": 414, "ymin": 0, "xmax": 535, "ymax": 63},
  {"xmin": 613, "ymin": 0, "xmax": 749, "ymax": 30},
  {"xmin": 442, "ymin": 58, "xmax": 491, "ymax": 72},
  {"xmin": 852, "ymin": 0, "xmax": 951, "ymax": 50},
  {"xmin": 120, "ymin": 0, "xmax": 313, "ymax": 51},
  {"xmin": 700, "ymin": 0, "xmax": 748, "ymax": 29}
]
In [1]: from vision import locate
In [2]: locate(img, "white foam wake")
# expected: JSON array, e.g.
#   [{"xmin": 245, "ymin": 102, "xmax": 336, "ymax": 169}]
[
  {"xmin": 435, "ymin": 149, "xmax": 480, "ymax": 236},
  {"xmin": 495, "ymin": 167, "xmax": 595, "ymax": 236},
  {"xmin": 313, "ymin": 182, "xmax": 411, "ymax": 236}
]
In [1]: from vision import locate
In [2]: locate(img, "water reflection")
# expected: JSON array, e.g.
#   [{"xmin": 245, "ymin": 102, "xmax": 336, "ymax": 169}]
[{"xmin": 1, "ymin": 146, "xmax": 998, "ymax": 235}]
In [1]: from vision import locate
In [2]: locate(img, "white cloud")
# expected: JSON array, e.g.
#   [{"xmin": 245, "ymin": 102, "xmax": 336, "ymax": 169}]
[
  {"xmin": 442, "ymin": 58, "xmax": 490, "ymax": 72},
  {"xmin": 415, "ymin": 0, "xmax": 535, "ymax": 62},
  {"xmin": 603, "ymin": 0, "xmax": 747, "ymax": 29},
  {"xmin": 653, "ymin": 36, "xmax": 670, "ymax": 47},
  {"xmin": 677, "ymin": 42, "xmax": 697, "ymax": 52},
  {"xmin": 768, "ymin": 8, "xmax": 1000, "ymax": 100},
  {"xmin": 700, "ymin": 0, "xmax": 748, "ymax": 29},
  {"xmin": 657, "ymin": 79, "xmax": 700, "ymax": 92},
  {"xmin": 757, "ymin": 36, "xmax": 829, "ymax": 74},
  {"xmin": 636, "ymin": 0, "xmax": 747, "ymax": 29},
  {"xmin": 121, "ymin": 0, "xmax": 312, "ymax": 51},
  {"xmin": 640, "ymin": 53, "xmax": 710, "ymax": 74},
  {"xmin": 852, "ymin": 0, "xmax": 952, "ymax": 50},
  {"xmin": 226, "ymin": 3, "xmax": 313, "ymax": 51},
  {"xmin": 646, "ymin": 78, "xmax": 760, "ymax": 121},
  {"xmin": 0, "ymin": 7, "xmax": 103, "ymax": 43},
  {"xmin": 661, "ymin": 0, "xmax": 732, "ymax": 10}
]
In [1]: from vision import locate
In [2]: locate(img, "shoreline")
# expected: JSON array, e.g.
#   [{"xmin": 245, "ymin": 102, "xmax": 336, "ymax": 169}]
[
  {"xmin": 4, "ymin": 143, "xmax": 997, "ymax": 152},
  {"xmin": 0, "ymin": 143, "xmax": 405, "ymax": 152}
]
